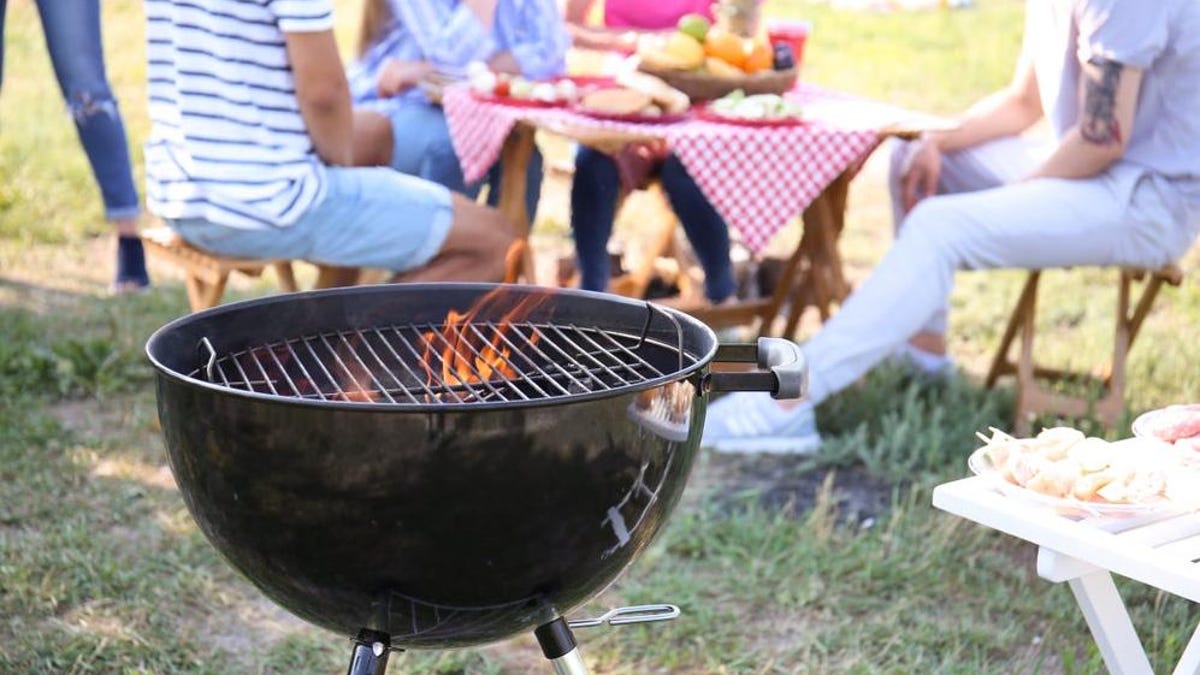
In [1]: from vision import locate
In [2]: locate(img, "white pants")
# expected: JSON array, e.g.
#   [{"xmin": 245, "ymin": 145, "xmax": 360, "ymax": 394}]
[{"xmin": 801, "ymin": 137, "xmax": 1200, "ymax": 405}]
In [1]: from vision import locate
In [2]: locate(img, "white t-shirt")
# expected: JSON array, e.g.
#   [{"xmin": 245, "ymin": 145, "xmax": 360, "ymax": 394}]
[
  {"xmin": 1024, "ymin": 0, "xmax": 1200, "ymax": 180},
  {"xmin": 144, "ymin": 0, "xmax": 334, "ymax": 229}
]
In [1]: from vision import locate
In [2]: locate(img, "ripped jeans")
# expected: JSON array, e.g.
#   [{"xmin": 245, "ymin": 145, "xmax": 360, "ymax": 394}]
[{"xmin": 0, "ymin": 0, "xmax": 139, "ymax": 221}]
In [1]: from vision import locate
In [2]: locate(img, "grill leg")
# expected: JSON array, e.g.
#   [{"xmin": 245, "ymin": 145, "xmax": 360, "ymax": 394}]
[
  {"xmin": 535, "ymin": 618, "xmax": 590, "ymax": 675},
  {"xmin": 346, "ymin": 628, "xmax": 391, "ymax": 675}
]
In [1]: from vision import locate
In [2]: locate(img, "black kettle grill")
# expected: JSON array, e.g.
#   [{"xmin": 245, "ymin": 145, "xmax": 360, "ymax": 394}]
[{"xmin": 146, "ymin": 283, "xmax": 806, "ymax": 674}]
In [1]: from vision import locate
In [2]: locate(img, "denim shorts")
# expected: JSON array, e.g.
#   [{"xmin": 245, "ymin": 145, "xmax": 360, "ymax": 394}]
[{"xmin": 169, "ymin": 167, "xmax": 454, "ymax": 272}]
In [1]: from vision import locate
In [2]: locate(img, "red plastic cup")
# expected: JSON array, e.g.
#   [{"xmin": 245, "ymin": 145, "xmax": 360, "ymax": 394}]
[{"xmin": 766, "ymin": 18, "xmax": 811, "ymax": 68}]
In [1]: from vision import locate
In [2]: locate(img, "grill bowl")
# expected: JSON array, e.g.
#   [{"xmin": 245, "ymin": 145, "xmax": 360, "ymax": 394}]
[{"xmin": 147, "ymin": 283, "xmax": 718, "ymax": 648}]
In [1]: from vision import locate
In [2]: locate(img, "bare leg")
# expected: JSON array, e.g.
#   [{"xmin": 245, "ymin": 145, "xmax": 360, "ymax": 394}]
[
  {"xmin": 393, "ymin": 194, "xmax": 515, "ymax": 283},
  {"xmin": 352, "ymin": 109, "xmax": 393, "ymax": 167},
  {"xmin": 908, "ymin": 331, "xmax": 946, "ymax": 356},
  {"xmin": 113, "ymin": 215, "xmax": 138, "ymax": 236}
]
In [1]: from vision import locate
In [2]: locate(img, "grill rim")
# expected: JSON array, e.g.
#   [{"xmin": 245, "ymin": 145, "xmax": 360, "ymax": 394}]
[{"xmin": 146, "ymin": 283, "xmax": 719, "ymax": 412}]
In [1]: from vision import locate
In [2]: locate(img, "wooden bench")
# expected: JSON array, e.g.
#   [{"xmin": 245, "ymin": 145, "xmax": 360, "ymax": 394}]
[
  {"xmin": 140, "ymin": 227, "xmax": 360, "ymax": 312},
  {"xmin": 986, "ymin": 264, "xmax": 1184, "ymax": 435}
]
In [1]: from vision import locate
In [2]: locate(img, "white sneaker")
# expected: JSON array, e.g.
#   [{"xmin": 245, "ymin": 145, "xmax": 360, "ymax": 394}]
[{"xmin": 701, "ymin": 392, "xmax": 822, "ymax": 455}]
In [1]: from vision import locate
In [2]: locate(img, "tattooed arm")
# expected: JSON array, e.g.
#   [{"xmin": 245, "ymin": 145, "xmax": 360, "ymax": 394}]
[{"xmin": 1027, "ymin": 56, "xmax": 1142, "ymax": 180}]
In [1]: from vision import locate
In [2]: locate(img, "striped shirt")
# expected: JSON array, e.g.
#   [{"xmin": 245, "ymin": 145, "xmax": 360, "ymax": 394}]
[
  {"xmin": 349, "ymin": 0, "xmax": 568, "ymax": 111},
  {"xmin": 144, "ymin": 0, "xmax": 333, "ymax": 230}
]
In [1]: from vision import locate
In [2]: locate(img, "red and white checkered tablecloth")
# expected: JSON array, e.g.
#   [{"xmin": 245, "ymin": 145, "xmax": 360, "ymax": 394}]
[{"xmin": 444, "ymin": 84, "xmax": 906, "ymax": 254}]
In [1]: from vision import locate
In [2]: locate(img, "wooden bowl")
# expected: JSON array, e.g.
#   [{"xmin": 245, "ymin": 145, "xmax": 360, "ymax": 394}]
[{"xmin": 637, "ymin": 64, "xmax": 799, "ymax": 102}]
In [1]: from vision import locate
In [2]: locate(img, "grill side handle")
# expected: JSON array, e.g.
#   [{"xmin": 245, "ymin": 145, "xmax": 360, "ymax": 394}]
[{"xmin": 706, "ymin": 338, "xmax": 808, "ymax": 400}]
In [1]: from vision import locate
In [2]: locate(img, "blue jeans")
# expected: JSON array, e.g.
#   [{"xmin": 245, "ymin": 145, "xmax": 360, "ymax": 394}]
[
  {"xmin": 570, "ymin": 146, "xmax": 735, "ymax": 302},
  {"xmin": 388, "ymin": 101, "xmax": 543, "ymax": 220},
  {"xmin": 0, "ymin": 0, "xmax": 139, "ymax": 221}
]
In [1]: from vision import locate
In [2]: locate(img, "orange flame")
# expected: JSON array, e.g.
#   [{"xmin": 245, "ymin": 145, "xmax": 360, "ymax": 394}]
[{"xmin": 422, "ymin": 287, "xmax": 551, "ymax": 399}]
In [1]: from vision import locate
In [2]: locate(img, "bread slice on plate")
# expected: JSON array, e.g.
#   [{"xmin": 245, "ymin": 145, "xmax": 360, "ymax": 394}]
[
  {"xmin": 615, "ymin": 71, "xmax": 691, "ymax": 114},
  {"xmin": 580, "ymin": 88, "xmax": 654, "ymax": 115}
]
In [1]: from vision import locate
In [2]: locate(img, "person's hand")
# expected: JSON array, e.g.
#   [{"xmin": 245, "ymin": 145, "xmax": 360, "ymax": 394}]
[
  {"xmin": 899, "ymin": 134, "xmax": 943, "ymax": 214},
  {"xmin": 613, "ymin": 140, "xmax": 669, "ymax": 192},
  {"xmin": 377, "ymin": 59, "xmax": 434, "ymax": 98},
  {"xmin": 615, "ymin": 31, "xmax": 641, "ymax": 55}
]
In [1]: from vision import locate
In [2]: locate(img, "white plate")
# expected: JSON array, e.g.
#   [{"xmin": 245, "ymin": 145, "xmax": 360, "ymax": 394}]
[
  {"xmin": 1131, "ymin": 403, "xmax": 1200, "ymax": 441},
  {"xmin": 967, "ymin": 440, "xmax": 1196, "ymax": 519}
]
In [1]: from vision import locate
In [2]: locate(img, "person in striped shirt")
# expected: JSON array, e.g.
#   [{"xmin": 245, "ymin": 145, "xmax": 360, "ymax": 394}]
[
  {"xmin": 144, "ymin": 0, "xmax": 514, "ymax": 282},
  {"xmin": 347, "ymin": 0, "xmax": 568, "ymax": 219}
]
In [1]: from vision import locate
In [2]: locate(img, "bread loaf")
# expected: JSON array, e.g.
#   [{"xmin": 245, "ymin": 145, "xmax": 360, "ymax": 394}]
[{"xmin": 579, "ymin": 88, "xmax": 653, "ymax": 115}]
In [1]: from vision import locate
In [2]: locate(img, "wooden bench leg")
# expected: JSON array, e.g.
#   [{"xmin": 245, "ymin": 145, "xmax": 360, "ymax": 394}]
[
  {"xmin": 606, "ymin": 181, "xmax": 679, "ymax": 300},
  {"xmin": 1014, "ymin": 272, "xmax": 1040, "ymax": 436},
  {"xmin": 274, "ymin": 262, "xmax": 299, "ymax": 293},
  {"xmin": 1094, "ymin": 270, "xmax": 1169, "ymax": 427},
  {"xmin": 1103, "ymin": 270, "xmax": 1167, "ymax": 384},
  {"xmin": 1096, "ymin": 270, "xmax": 1134, "ymax": 428},
  {"xmin": 986, "ymin": 272, "xmax": 1040, "ymax": 388},
  {"xmin": 315, "ymin": 265, "xmax": 361, "ymax": 289},
  {"xmin": 991, "ymin": 268, "xmax": 1178, "ymax": 434},
  {"xmin": 184, "ymin": 272, "xmax": 229, "ymax": 312}
]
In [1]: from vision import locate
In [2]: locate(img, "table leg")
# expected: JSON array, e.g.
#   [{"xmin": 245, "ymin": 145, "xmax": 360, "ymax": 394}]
[
  {"xmin": 777, "ymin": 172, "xmax": 853, "ymax": 338},
  {"xmin": 1172, "ymin": 621, "xmax": 1200, "ymax": 675},
  {"xmin": 496, "ymin": 124, "xmax": 537, "ymax": 283},
  {"xmin": 636, "ymin": 169, "xmax": 855, "ymax": 336},
  {"xmin": 752, "ymin": 236, "xmax": 808, "ymax": 337},
  {"xmin": 1068, "ymin": 570, "xmax": 1154, "ymax": 675},
  {"xmin": 823, "ymin": 173, "xmax": 853, "ymax": 302}
]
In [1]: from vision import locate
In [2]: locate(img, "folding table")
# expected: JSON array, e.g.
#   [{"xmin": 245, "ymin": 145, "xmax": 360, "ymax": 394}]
[{"xmin": 933, "ymin": 477, "xmax": 1200, "ymax": 674}]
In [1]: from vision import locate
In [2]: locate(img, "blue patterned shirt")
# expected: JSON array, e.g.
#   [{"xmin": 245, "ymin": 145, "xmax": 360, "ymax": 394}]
[{"xmin": 349, "ymin": 0, "xmax": 568, "ymax": 112}]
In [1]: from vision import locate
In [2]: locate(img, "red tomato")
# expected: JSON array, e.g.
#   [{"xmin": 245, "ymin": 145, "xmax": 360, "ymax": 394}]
[{"xmin": 493, "ymin": 79, "xmax": 510, "ymax": 97}]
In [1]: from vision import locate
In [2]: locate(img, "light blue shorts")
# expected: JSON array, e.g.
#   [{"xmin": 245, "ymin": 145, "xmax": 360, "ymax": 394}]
[{"xmin": 169, "ymin": 167, "xmax": 454, "ymax": 272}]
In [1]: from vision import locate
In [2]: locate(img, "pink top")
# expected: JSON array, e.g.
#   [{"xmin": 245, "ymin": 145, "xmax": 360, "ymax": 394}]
[{"xmin": 603, "ymin": 0, "xmax": 714, "ymax": 30}]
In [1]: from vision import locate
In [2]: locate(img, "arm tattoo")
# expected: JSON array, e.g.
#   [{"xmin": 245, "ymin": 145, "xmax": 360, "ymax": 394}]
[{"xmin": 1080, "ymin": 56, "xmax": 1124, "ymax": 146}]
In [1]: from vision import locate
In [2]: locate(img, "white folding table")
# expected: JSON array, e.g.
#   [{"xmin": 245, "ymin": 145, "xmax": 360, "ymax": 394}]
[{"xmin": 932, "ymin": 477, "xmax": 1200, "ymax": 674}]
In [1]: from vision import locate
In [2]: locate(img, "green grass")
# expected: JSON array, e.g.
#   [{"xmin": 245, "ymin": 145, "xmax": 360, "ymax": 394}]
[
  {"xmin": 3, "ymin": 0, "xmax": 1200, "ymax": 672},
  {"xmin": 775, "ymin": 0, "xmax": 1024, "ymax": 114}
]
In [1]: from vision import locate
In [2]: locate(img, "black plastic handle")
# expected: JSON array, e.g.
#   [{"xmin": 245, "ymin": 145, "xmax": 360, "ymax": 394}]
[{"xmin": 707, "ymin": 338, "xmax": 808, "ymax": 399}]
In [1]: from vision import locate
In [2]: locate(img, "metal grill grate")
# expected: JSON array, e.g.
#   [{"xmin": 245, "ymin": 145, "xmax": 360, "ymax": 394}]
[{"xmin": 193, "ymin": 320, "xmax": 685, "ymax": 405}]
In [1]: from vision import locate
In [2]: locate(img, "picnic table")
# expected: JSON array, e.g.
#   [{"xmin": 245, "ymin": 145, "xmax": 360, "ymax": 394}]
[
  {"xmin": 443, "ymin": 82, "xmax": 945, "ymax": 335},
  {"xmin": 933, "ymin": 477, "xmax": 1200, "ymax": 674}
]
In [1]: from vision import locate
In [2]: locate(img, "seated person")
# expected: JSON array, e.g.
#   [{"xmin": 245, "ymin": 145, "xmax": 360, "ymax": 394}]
[
  {"xmin": 144, "ymin": 0, "xmax": 514, "ymax": 284},
  {"xmin": 348, "ymin": 0, "xmax": 569, "ymax": 220},
  {"xmin": 702, "ymin": 0, "xmax": 1200, "ymax": 454},
  {"xmin": 565, "ymin": 0, "xmax": 736, "ymax": 305}
]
